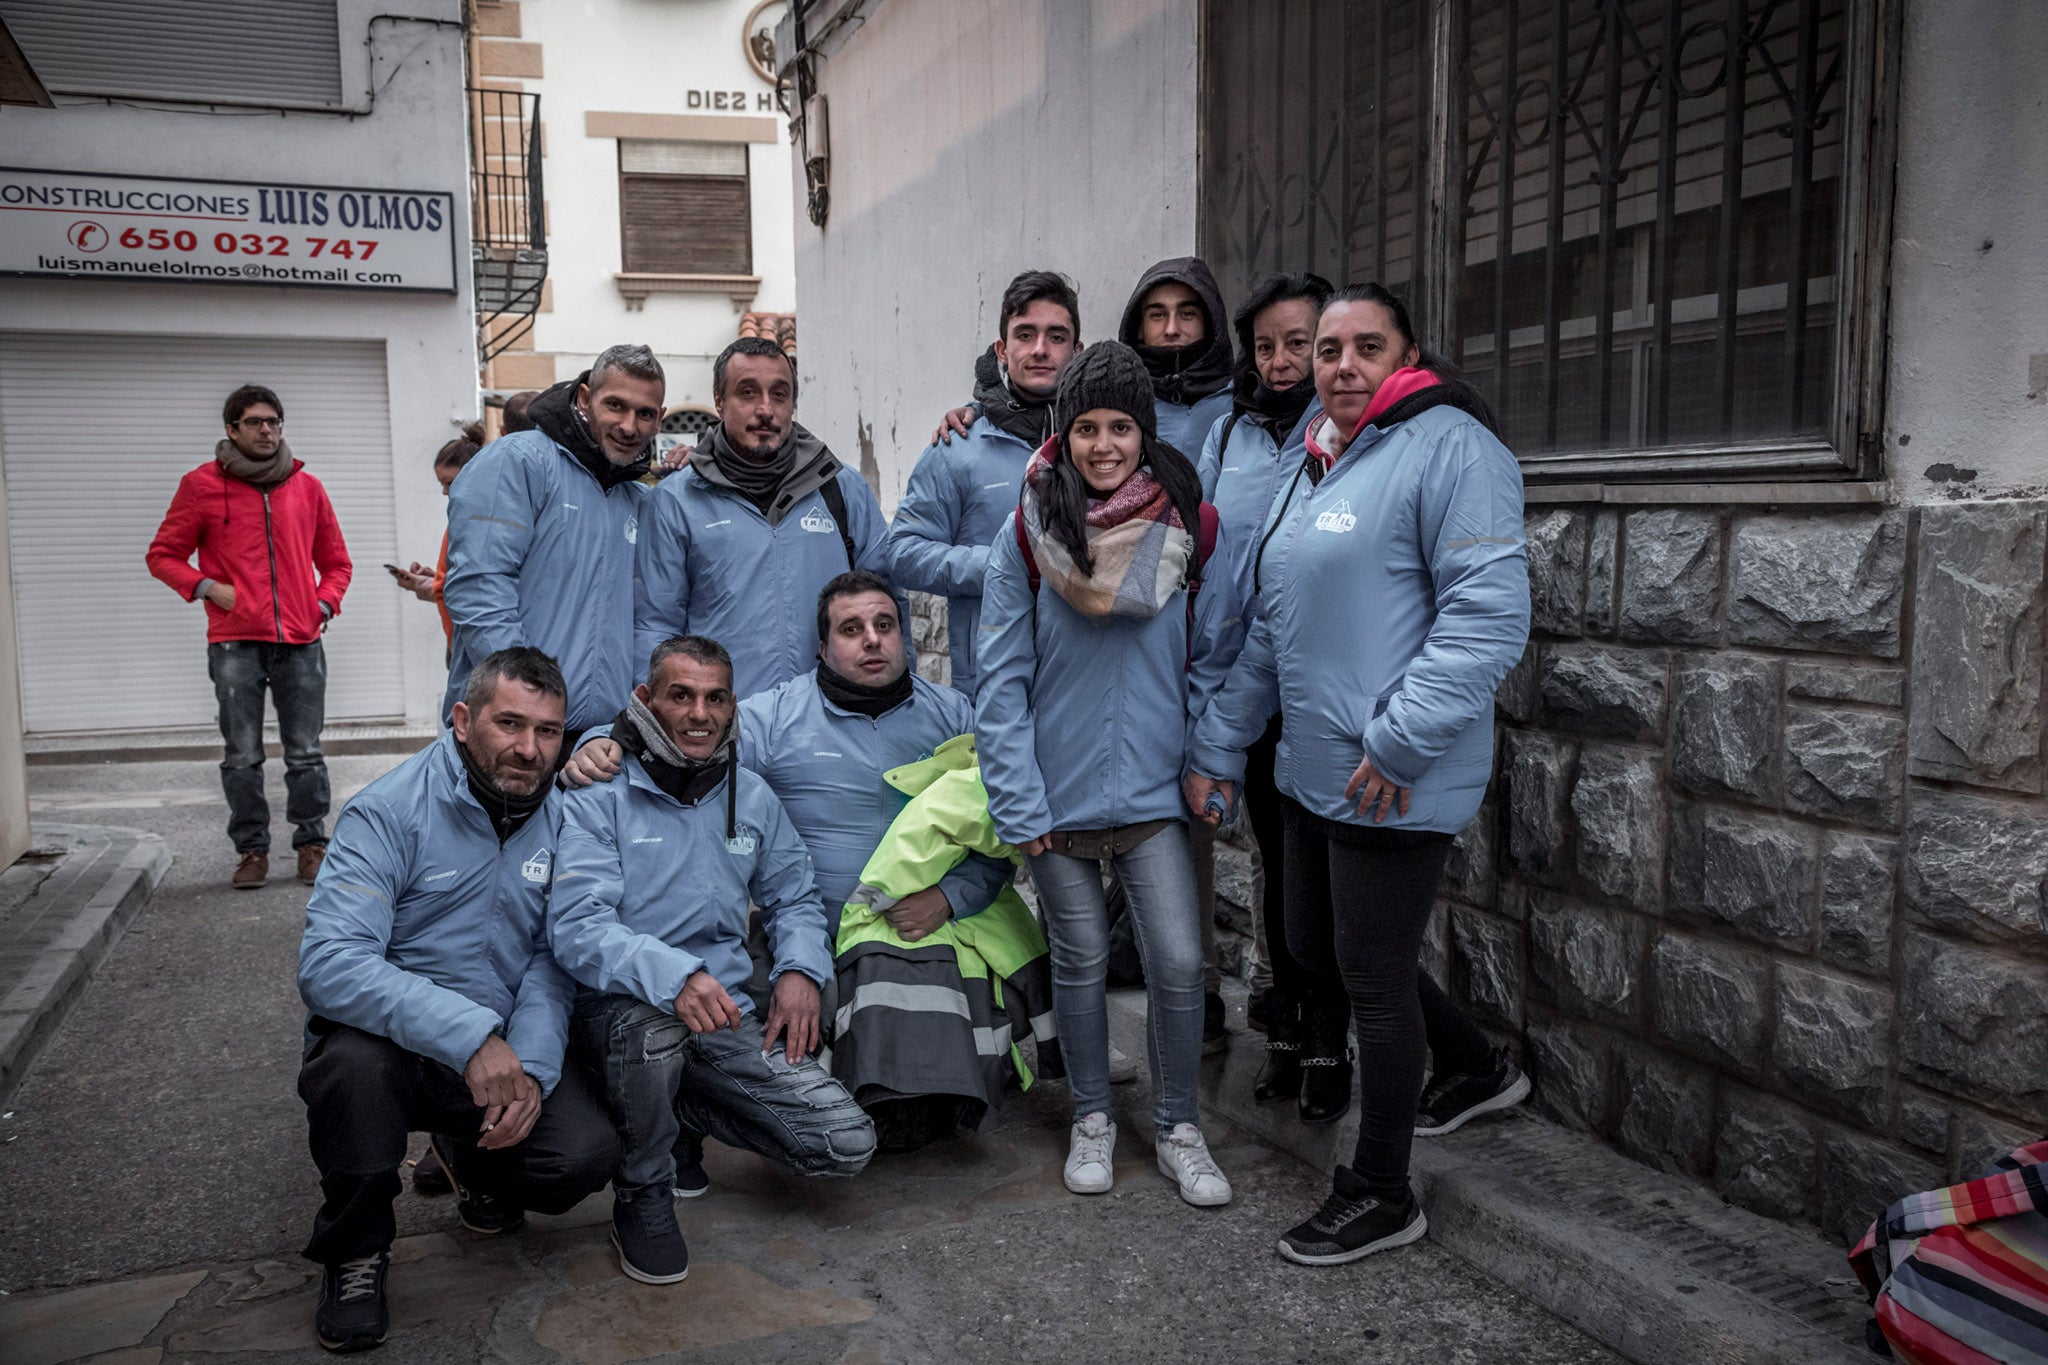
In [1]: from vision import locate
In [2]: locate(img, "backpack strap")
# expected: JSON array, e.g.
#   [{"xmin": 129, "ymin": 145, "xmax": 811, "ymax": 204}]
[
  {"xmin": 1214, "ymin": 412, "xmax": 1242, "ymax": 472},
  {"xmin": 817, "ymin": 475, "xmax": 858, "ymax": 569}
]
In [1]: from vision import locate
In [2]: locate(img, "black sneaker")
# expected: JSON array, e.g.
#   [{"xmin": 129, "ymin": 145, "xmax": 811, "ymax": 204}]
[
  {"xmin": 429, "ymin": 1134, "xmax": 525, "ymax": 1235},
  {"xmin": 1414, "ymin": 1049, "xmax": 1532, "ymax": 1137},
  {"xmin": 1202, "ymin": 991, "xmax": 1228, "ymax": 1056},
  {"xmin": 612, "ymin": 1184, "xmax": 691, "ymax": 1284},
  {"xmin": 409, "ymin": 1146, "xmax": 452, "ymax": 1197},
  {"xmin": 671, "ymin": 1127, "xmax": 710, "ymax": 1199},
  {"xmin": 1277, "ymin": 1169, "xmax": 1428, "ymax": 1266},
  {"xmin": 315, "ymin": 1252, "xmax": 389, "ymax": 1352}
]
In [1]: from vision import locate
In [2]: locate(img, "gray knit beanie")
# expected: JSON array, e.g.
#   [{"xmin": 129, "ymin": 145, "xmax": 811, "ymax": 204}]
[{"xmin": 1052, "ymin": 341, "xmax": 1158, "ymax": 446}]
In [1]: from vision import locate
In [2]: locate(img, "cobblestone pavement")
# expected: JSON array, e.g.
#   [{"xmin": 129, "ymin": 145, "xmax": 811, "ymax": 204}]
[{"xmin": 0, "ymin": 755, "xmax": 1622, "ymax": 1364}]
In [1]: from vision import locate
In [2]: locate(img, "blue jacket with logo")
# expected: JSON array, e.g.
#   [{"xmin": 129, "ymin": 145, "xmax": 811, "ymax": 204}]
[
  {"xmin": 975, "ymin": 512, "xmax": 1244, "ymax": 845},
  {"xmin": 883, "ymin": 416, "xmax": 1037, "ymax": 698},
  {"xmin": 549, "ymin": 756, "xmax": 830, "ymax": 1012},
  {"xmin": 443, "ymin": 430, "xmax": 647, "ymax": 730},
  {"xmin": 737, "ymin": 670, "xmax": 1010, "ymax": 925},
  {"xmin": 297, "ymin": 735, "xmax": 574, "ymax": 1095},
  {"xmin": 635, "ymin": 464, "xmax": 898, "ymax": 699},
  {"xmin": 1189, "ymin": 394, "xmax": 1529, "ymax": 834}
]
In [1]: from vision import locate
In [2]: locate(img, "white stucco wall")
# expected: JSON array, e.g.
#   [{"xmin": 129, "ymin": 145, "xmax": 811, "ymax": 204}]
[
  {"xmin": 1884, "ymin": 0, "xmax": 2048, "ymax": 503},
  {"xmin": 787, "ymin": 0, "xmax": 1201, "ymax": 506},
  {"xmin": 519, "ymin": 0, "xmax": 793, "ymax": 407},
  {"xmin": 0, "ymin": 0, "xmax": 475, "ymax": 727}
]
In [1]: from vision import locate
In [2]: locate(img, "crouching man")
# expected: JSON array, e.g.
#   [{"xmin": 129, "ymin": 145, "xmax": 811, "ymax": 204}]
[
  {"xmin": 550, "ymin": 634, "xmax": 875, "ymax": 1286},
  {"xmin": 296, "ymin": 647, "xmax": 615, "ymax": 1353}
]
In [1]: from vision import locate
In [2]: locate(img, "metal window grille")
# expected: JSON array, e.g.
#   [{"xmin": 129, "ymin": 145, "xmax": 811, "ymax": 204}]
[
  {"xmin": 468, "ymin": 86, "xmax": 547, "ymax": 362},
  {"xmin": 1198, "ymin": 0, "xmax": 1898, "ymax": 482}
]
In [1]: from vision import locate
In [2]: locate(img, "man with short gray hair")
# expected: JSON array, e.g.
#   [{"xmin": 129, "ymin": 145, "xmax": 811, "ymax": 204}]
[{"xmin": 445, "ymin": 345, "xmax": 665, "ymax": 748}]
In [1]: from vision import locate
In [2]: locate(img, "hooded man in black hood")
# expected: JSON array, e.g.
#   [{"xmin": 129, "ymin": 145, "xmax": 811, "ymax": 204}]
[{"xmin": 1118, "ymin": 256, "xmax": 1236, "ymax": 458}]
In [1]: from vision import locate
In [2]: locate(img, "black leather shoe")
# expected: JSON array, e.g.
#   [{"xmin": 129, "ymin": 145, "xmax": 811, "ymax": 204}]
[
  {"xmin": 1298, "ymin": 1002, "xmax": 1354, "ymax": 1125},
  {"xmin": 1252, "ymin": 992, "xmax": 1304, "ymax": 1104},
  {"xmin": 315, "ymin": 1252, "xmax": 389, "ymax": 1352},
  {"xmin": 429, "ymin": 1134, "xmax": 525, "ymax": 1236}
]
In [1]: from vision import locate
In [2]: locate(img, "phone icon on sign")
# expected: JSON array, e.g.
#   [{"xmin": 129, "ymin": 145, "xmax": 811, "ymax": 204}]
[{"xmin": 67, "ymin": 222, "xmax": 108, "ymax": 253}]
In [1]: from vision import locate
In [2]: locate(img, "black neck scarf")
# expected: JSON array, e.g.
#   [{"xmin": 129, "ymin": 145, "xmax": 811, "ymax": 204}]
[
  {"xmin": 455, "ymin": 739, "xmax": 549, "ymax": 844},
  {"xmin": 1234, "ymin": 374, "xmax": 1317, "ymax": 435},
  {"xmin": 526, "ymin": 372, "xmax": 654, "ymax": 491},
  {"xmin": 816, "ymin": 662, "xmax": 914, "ymax": 718},
  {"xmin": 972, "ymin": 345, "xmax": 1055, "ymax": 446},
  {"xmin": 612, "ymin": 698, "xmax": 740, "ymax": 838}
]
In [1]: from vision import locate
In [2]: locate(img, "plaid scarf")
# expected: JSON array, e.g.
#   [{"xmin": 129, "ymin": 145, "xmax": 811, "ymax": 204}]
[{"xmin": 1020, "ymin": 438, "xmax": 1193, "ymax": 621}]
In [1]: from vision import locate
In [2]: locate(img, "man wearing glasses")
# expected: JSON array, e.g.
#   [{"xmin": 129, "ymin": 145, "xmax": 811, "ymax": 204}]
[{"xmin": 147, "ymin": 384, "xmax": 354, "ymax": 890}]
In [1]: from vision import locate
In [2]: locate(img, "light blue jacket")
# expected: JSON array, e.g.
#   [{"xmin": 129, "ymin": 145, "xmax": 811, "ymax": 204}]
[
  {"xmin": 737, "ymin": 670, "xmax": 1010, "ymax": 925},
  {"xmin": 1190, "ymin": 400, "xmax": 1530, "ymax": 833},
  {"xmin": 550, "ymin": 755, "xmax": 831, "ymax": 1013},
  {"xmin": 297, "ymin": 735, "xmax": 574, "ymax": 1095},
  {"xmin": 443, "ymin": 431, "xmax": 647, "ymax": 730},
  {"xmin": 883, "ymin": 416, "xmax": 1037, "ymax": 698},
  {"xmin": 1155, "ymin": 389, "xmax": 1234, "ymax": 464},
  {"xmin": 635, "ymin": 464, "xmax": 899, "ymax": 699},
  {"xmin": 975, "ymin": 512, "xmax": 1243, "ymax": 845}
]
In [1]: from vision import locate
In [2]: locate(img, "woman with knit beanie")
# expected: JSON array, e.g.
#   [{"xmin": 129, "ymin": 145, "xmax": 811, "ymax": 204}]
[
  {"xmin": 975, "ymin": 340, "xmax": 1239, "ymax": 1208},
  {"xmin": 1187, "ymin": 285, "xmax": 1532, "ymax": 1265}
]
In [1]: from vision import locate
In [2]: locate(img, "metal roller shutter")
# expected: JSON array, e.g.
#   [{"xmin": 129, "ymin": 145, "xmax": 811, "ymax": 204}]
[
  {"xmin": 0, "ymin": 331, "xmax": 407, "ymax": 734},
  {"xmin": 0, "ymin": 0, "xmax": 342, "ymax": 108}
]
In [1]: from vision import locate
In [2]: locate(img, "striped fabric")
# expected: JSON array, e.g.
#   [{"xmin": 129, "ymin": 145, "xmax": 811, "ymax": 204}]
[{"xmin": 1851, "ymin": 1140, "xmax": 2048, "ymax": 1364}]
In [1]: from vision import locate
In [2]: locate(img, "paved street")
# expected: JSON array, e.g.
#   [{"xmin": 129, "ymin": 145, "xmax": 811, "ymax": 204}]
[{"xmin": 1, "ymin": 753, "xmax": 1621, "ymax": 1363}]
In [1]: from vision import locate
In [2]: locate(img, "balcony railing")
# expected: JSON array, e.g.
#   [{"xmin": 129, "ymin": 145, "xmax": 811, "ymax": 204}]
[{"xmin": 468, "ymin": 85, "xmax": 547, "ymax": 362}]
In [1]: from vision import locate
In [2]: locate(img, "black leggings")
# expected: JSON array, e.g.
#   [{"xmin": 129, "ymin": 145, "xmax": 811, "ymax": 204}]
[
  {"xmin": 1281, "ymin": 797, "xmax": 1495, "ymax": 1197},
  {"xmin": 1242, "ymin": 716, "xmax": 1310, "ymax": 1002}
]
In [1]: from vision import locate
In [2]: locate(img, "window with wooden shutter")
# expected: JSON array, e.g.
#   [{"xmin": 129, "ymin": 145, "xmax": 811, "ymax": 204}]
[{"xmin": 618, "ymin": 139, "xmax": 752, "ymax": 275}]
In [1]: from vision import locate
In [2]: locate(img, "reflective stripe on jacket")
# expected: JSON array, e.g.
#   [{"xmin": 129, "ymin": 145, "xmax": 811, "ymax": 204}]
[
  {"xmin": 831, "ymin": 735, "xmax": 1058, "ymax": 1129},
  {"xmin": 296, "ymin": 735, "xmax": 573, "ymax": 1094}
]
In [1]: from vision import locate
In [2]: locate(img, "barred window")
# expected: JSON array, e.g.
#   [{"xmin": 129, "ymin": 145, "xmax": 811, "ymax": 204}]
[{"xmin": 1199, "ymin": 0, "xmax": 1896, "ymax": 481}]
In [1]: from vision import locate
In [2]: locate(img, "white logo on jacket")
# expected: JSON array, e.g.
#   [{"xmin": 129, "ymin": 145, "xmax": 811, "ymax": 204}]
[
  {"xmin": 624, "ymin": 515, "xmax": 638, "ymax": 545},
  {"xmin": 1314, "ymin": 499, "xmax": 1358, "ymax": 534},
  {"xmin": 521, "ymin": 848, "xmax": 552, "ymax": 883},
  {"xmin": 799, "ymin": 509, "xmax": 837, "ymax": 535},
  {"xmin": 424, "ymin": 869, "xmax": 458, "ymax": 883},
  {"xmin": 630, "ymin": 836, "xmax": 663, "ymax": 844},
  {"xmin": 725, "ymin": 829, "xmax": 758, "ymax": 855}
]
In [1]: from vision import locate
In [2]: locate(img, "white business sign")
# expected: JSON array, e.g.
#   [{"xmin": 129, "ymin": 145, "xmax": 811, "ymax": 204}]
[{"xmin": 0, "ymin": 168, "xmax": 458, "ymax": 294}]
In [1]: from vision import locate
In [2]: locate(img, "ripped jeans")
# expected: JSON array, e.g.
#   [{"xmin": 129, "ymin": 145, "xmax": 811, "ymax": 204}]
[{"xmin": 573, "ymin": 993, "xmax": 876, "ymax": 1195}]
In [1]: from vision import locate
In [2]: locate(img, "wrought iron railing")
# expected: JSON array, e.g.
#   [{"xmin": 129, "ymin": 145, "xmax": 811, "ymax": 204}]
[{"xmin": 467, "ymin": 86, "xmax": 547, "ymax": 362}]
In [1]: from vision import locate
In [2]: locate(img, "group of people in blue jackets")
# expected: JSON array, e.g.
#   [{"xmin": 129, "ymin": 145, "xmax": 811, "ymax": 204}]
[{"xmin": 292, "ymin": 257, "xmax": 1534, "ymax": 1353}]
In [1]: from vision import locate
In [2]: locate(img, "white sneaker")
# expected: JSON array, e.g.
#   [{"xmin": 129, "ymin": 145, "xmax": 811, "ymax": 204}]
[
  {"xmin": 1107, "ymin": 1044, "xmax": 1140, "ymax": 1085},
  {"xmin": 1156, "ymin": 1123, "xmax": 1232, "ymax": 1207},
  {"xmin": 1064, "ymin": 1112, "xmax": 1116, "ymax": 1195}
]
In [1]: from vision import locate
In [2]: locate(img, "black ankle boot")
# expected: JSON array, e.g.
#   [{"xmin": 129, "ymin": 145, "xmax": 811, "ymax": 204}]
[
  {"xmin": 1253, "ymin": 993, "xmax": 1304, "ymax": 1104},
  {"xmin": 1298, "ymin": 1003, "xmax": 1354, "ymax": 1126}
]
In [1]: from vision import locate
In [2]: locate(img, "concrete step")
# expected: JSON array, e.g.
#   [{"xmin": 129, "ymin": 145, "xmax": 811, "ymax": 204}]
[
  {"xmin": 1105, "ymin": 988, "xmax": 1871, "ymax": 1365},
  {"xmin": 26, "ymin": 720, "xmax": 436, "ymax": 765}
]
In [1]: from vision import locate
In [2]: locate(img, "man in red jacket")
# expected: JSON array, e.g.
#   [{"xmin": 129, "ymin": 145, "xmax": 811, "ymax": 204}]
[{"xmin": 147, "ymin": 384, "xmax": 354, "ymax": 890}]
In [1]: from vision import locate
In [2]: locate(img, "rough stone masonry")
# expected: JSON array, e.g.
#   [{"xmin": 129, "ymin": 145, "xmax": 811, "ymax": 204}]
[{"xmin": 1443, "ymin": 496, "xmax": 2048, "ymax": 1246}]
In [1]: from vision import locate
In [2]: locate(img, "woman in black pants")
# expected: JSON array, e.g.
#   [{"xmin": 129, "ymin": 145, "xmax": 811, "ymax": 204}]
[{"xmin": 1186, "ymin": 285, "xmax": 1532, "ymax": 1264}]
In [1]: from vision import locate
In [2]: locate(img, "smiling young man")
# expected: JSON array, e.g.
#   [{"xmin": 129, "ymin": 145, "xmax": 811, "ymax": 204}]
[
  {"xmin": 295, "ymin": 648, "xmax": 616, "ymax": 1352},
  {"xmin": 635, "ymin": 338, "xmax": 901, "ymax": 699},
  {"xmin": 147, "ymin": 383, "xmax": 354, "ymax": 889},
  {"xmin": 888, "ymin": 270, "xmax": 1081, "ymax": 697},
  {"xmin": 550, "ymin": 634, "xmax": 874, "ymax": 1287},
  {"xmin": 443, "ymin": 344, "xmax": 663, "ymax": 748}
]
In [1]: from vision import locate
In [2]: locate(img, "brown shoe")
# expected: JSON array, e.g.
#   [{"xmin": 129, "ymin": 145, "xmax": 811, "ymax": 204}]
[
  {"xmin": 297, "ymin": 844, "xmax": 327, "ymax": 886},
  {"xmin": 232, "ymin": 851, "xmax": 269, "ymax": 890}
]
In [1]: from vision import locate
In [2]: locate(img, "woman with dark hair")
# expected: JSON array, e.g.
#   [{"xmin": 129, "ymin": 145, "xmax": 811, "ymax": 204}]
[
  {"xmin": 389, "ymin": 425, "xmax": 484, "ymax": 650},
  {"xmin": 1187, "ymin": 284, "xmax": 1531, "ymax": 1265},
  {"xmin": 977, "ymin": 340, "xmax": 1238, "ymax": 1209},
  {"xmin": 1191, "ymin": 271, "xmax": 1343, "ymax": 1119}
]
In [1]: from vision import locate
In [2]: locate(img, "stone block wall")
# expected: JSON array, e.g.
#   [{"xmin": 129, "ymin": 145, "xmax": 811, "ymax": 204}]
[{"xmin": 1433, "ymin": 496, "xmax": 2048, "ymax": 1246}]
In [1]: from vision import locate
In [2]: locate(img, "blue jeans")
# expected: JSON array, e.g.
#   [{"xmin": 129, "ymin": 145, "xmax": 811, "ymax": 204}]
[
  {"xmin": 572, "ymin": 994, "xmax": 875, "ymax": 1194},
  {"xmin": 1029, "ymin": 822, "xmax": 1204, "ymax": 1136},
  {"xmin": 207, "ymin": 640, "xmax": 329, "ymax": 853}
]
